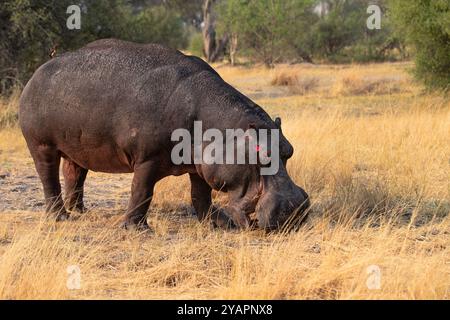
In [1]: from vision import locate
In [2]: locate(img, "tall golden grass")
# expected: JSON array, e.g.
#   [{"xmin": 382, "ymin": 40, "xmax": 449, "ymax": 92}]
[
  {"xmin": 0, "ymin": 63, "xmax": 448, "ymax": 299},
  {"xmin": 0, "ymin": 90, "xmax": 19, "ymax": 129},
  {"xmin": 270, "ymin": 63, "xmax": 413, "ymax": 97}
]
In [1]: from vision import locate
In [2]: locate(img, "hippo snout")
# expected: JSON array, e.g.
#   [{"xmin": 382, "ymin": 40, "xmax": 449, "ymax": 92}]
[{"xmin": 255, "ymin": 185, "xmax": 310, "ymax": 231}]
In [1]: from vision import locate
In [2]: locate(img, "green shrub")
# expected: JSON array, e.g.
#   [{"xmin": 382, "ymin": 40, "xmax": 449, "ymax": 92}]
[
  {"xmin": 389, "ymin": 0, "xmax": 450, "ymax": 92},
  {"xmin": 187, "ymin": 32, "xmax": 204, "ymax": 58},
  {"xmin": 0, "ymin": 0, "xmax": 188, "ymax": 95}
]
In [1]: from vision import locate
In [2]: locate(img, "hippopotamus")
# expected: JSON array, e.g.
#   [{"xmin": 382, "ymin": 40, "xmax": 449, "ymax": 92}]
[{"xmin": 19, "ymin": 39, "xmax": 309, "ymax": 231}]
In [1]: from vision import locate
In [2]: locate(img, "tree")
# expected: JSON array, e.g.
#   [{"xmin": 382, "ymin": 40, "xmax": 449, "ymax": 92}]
[
  {"xmin": 217, "ymin": 0, "xmax": 315, "ymax": 67},
  {"xmin": 311, "ymin": 1, "xmax": 363, "ymax": 58},
  {"xmin": 0, "ymin": 0, "xmax": 188, "ymax": 95},
  {"xmin": 389, "ymin": 0, "xmax": 450, "ymax": 92},
  {"xmin": 302, "ymin": 0, "xmax": 404, "ymax": 63},
  {"xmin": 202, "ymin": 0, "xmax": 228, "ymax": 62},
  {"xmin": 122, "ymin": 6, "xmax": 187, "ymax": 49}
]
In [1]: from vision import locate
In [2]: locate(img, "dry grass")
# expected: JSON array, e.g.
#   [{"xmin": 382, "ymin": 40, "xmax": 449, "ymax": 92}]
[
  {"xmin": 271, "ymin": 72, "xmax": 299, "ymax": 87},
  {"xmin": 268, "ymin": 62, "xmax": 415, "ymax": 98},
  {"xmin": 0, "ymin": 90, "xmax": 19, "ymax": 129},
  {"xmin": 0, "ymin": 62, "xmax": 449, "ymax": 299},
  {"xmin": 331, "ymin": 74, "xmax": 406, "ymax": 96},
  {"xmin": 271, "ymin": 72, "xmax": 320, "ymax": 96}
]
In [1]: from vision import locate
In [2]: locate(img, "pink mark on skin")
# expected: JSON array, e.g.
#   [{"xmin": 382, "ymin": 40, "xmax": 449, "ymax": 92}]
[{"xmin": 255, "ymin": 145, "xmax": 271, "ymax": 161}]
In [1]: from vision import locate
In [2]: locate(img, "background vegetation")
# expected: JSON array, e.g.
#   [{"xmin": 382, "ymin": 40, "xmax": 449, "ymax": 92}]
[
  {"xmin": 389, "ymin": 0, "xmax": 450, "ymax": 92},
  {"xmin": 0, "ymin": 0, "xmax": 448, "ymax": 94}
]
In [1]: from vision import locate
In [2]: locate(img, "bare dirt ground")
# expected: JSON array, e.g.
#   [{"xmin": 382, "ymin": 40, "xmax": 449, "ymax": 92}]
[{"xmin": 0, "ymin": 62, "xmax": 448, "ymax": 299}]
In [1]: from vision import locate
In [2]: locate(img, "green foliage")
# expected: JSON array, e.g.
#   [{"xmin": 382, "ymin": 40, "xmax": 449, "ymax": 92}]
[
  {"xmin": 389, "ymin": 0, "xmax": 450, "ymax": 92},
  {"xmin": 188, "ymin": 31, "xmax": 205, "ymax": 57},
  {"xmin": 123, "ymin": 6, "xmax": 187, "ymax": 48},
  {"xmin": 305, "ymin": 0, "xmax": 403, "ymax": 63},
  {"xmin": 312, "ymin": 1, "xmax": 364, "ymax": 58},
  {"xmin": 217, "ymin": 0, "xmax": 404, "ymax": 65},
  {"xmin": 0, "ymin": 0, "xmax": 187, "ymax": 95},
  {"xmin": 217, "ymin": 0, "xmax": 315, "ymax": 66},
  {"xmin": 3, "ymin": 0, "xmax": 446, "ymax": 94}
]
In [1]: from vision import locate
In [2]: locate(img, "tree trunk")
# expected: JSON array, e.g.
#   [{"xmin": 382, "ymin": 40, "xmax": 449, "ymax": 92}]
[
  {"xmin": 202, "ymin": 0, "xmax": 228, "ymax": 62},
  {"xmin": 202, "ymin": 0, "xmax": 215, "ymax": 61},
  {"xmin": 229, "ymin": 33, "xmax": 238, "ymax": 66}
]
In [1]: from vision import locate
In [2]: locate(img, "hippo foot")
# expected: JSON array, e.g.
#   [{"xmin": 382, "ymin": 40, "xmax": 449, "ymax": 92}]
[
  {"xmin": 67, "ymin": 205, "xmax": 87, "ymax": 214},
  {"xmin": 54, "ymin": 211, "xmax": 71, "ymax": 222},
  {"xmin": 67, "ymin": 202, "xmax": 86, "ymax": 213},
  {"xmin": 209, "ymin": 207, "xmax": 237, "ymax": 230},
  {"xmin": 120, "ymin": 220, "xmax": 150, "ymax": 232}
]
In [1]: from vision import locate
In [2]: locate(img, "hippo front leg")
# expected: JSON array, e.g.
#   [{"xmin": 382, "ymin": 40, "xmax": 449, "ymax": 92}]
[
  {"xmin": 222, "ymin": 204, "xmax": 252, "ymax": 229},
  {"xmin": 223, "ymin": 190, "xmax": 260, "ymax": 230},
  {"xmin": 121, "ymin": 161, "xmax": 157, "ymax": 231},
  {"xmin": 189, "ymin": 174, "xmax": 234, "ymax": 229}
]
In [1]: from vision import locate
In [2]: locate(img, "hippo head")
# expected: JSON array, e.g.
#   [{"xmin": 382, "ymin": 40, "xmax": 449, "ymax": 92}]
[{"xmin": 198, "ymin": 117, "xmax": 310, "ymax": 231}]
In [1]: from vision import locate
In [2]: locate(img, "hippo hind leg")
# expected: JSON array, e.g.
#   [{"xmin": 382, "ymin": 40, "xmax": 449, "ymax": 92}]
[
  {"xmin": 189, "ymin": 173, "xmax": 235, "ymax": 229},
  {"xmin": 62, "ymin": 158, "xmax": 88, "ymax": 213},
  {"xmin": 29, "ymin": 145, "xmax": 69, "ymax": 221}
]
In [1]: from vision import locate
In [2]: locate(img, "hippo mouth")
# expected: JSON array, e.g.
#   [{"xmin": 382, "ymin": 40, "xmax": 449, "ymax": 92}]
[
  {"xmin": 247, "ymin": 176, "xmax": 310, "ymax": 231},
  {"xmin": 250, "ymin": 201, "xmax": 309, "ymax": 231},
  {"xmin": 245, "ymin": 203, "xmax": 309, "ymax": 231}
]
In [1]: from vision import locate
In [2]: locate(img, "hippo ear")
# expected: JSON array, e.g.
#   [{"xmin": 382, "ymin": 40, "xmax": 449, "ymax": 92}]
[{"xmin": 274, "ymin": 117, "xmax": 281, "ymax": 128}]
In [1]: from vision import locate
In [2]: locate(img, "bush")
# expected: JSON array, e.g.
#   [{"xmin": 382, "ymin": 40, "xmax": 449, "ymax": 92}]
[
  {"xmin": 124, "ymin": 6, "xmax": 187, "ymax": 49},
  {"xmin": 216, "ymin": 0, "xmax": 403, "ymax": 65},
  {"xmin": 187, "ymin": 32, "xmax": 204, "ymax": 58},
  {"xmin": 217, "ymin": 0, "xmax": 315, "ymax": 67},
  {"xmin": 389, "ymin": 0, "xmax": 450, "ymax": 92},
  {"xmin": 0, "ymin": 0, "xmax": 188, "ymax": 95},
  {"xmin": 310, "ymin": 0, "xmax": 403, "ymax": 63}
]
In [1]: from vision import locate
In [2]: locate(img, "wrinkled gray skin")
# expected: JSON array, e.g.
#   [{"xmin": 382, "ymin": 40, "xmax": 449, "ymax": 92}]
[{"xmin": 19, "ymin": 39, "xmax": 309, "ymax": 231}]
